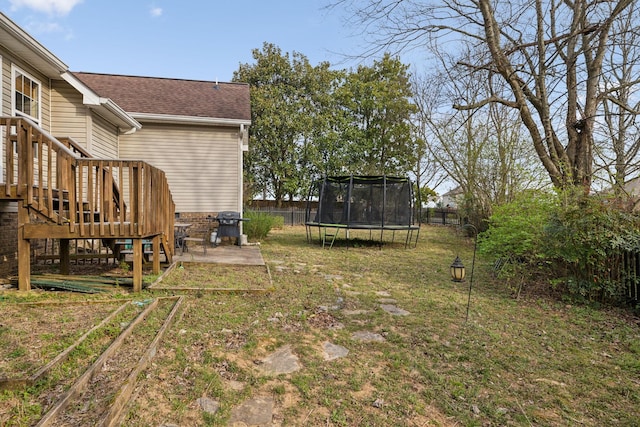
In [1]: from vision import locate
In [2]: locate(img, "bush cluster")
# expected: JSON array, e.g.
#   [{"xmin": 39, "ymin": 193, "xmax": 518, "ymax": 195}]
[
  {"xmin": 479, "ymin": 190, "xmax": 640, "ymax": 304},
  {"xmin": 242, "ymin": 211, "xmax": 283, "ymax": 241}
]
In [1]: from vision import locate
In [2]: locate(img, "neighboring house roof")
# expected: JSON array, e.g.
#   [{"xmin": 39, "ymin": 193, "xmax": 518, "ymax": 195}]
[
  {"xmin": 442, "ymin": 186, "xmax": 463, "ymax": 197},
  {"xmin": 73, "ymin": 72, "xmax": 251, "ymax": 126},
  {"xmin": 622, "ymin": 178, "xmax": 640, "ymax": 197}
]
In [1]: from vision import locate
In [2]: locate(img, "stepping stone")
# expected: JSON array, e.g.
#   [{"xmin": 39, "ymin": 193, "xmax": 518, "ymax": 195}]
[
  {"xmin": 376, "ymin": 291, "xmax": 392, "ymax": 297},
  {"xmin": 196, "ymin": 397, "xmax": 220, "ymax": 414},
  {"xmin": 227, "ymin": 379, "xmax": 245, "ymax": 391},
  {"xmin": 380, "ymin": 304, "xmax": 410, "ymax": 316},
  {"xmin": 322, "ymin": 341, "xmax": 349, "ymax": 361},
  {"xmin": 351, "ymin": 331, "xmax": 386, "ymax": 342},
  {"xmin": 344, "ymin": 290, "xmax": 363, "ymax": 296},
  {"xmin": 342, "ymin": 309, "xmax": 370, "ymax": 316},
  {"xmin": 259, "ymin": 345, "xmax": 301, "ymax": 375},
  {"xmin": 228, "ymin": 396, "xmax": 274, "ymax": 426},
  {"xmin": 378, "ymin": 298, "xmax": 397, "ymax": 304}
]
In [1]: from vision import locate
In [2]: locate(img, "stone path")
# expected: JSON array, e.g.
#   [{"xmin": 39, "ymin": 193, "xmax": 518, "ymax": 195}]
[{"xmin": 182, "ymin": 263, "xmax": 413, "ymax": 426}]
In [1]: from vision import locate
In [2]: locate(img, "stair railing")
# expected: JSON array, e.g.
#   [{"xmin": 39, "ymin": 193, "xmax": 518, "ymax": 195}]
[{"xmin": 1, "ymin": 116, "xmax": 175, "ymax": 256}]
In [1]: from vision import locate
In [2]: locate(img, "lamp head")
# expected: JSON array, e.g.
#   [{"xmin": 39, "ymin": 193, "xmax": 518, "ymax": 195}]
[{"xmin": 450, "ymin": 255, "xmax": 465, "ymax": 282}]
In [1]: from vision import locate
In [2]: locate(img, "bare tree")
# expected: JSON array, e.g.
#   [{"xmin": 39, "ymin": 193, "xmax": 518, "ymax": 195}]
[
  {"xmin": 409, "ymin": 71, "xmax": 447, "ymax": 208},
  {"xmin": 412, "ymin": 53, "xmax": 546, "ymax": 224},
  {"xmin": 595, "ymin": 1, "xmax": 640, "ymax": 200},
  {"xmin": 333, "ymin": 0, "xmax": 636, "ymax": 192}
]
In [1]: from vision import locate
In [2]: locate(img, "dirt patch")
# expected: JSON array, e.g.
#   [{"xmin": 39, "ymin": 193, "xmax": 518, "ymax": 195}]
[
  {"xmin": 152, "ymin": 263, "xmax": 272, "ymax": 290},
  {"xmin": 0, "ymin": 301, "xmax": 123, "ymax": 379}
]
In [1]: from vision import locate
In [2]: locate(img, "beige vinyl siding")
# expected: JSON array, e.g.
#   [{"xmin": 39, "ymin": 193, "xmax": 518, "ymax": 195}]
[
  {"xmin": 50, "ymin": 80, "xmax": 90, "ymax": 149},
  {"xmin": 50, "ymin": 81, "xmax": 119, "ymax": 159},
  {"xmin": 90, "ymin": 114, "xmax": 118, "ymax": 159},
  {"xmin": 120, "ymin": 123, "xmax": 240, "ymax": 213},
  {"xmin": 1, "ymin": 51, "xmax": 10, "ymax": 116}
]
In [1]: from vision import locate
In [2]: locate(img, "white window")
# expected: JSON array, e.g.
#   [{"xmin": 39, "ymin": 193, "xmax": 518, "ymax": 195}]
[{"xmin": 12, "ymin": 65, "xmax": 41, "ymax": 124}]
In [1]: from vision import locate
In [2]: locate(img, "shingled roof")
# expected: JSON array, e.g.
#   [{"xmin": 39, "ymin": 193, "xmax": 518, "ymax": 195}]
[{"xmin": 73, "ymin": 72, "xmax": 250, "ymax": 122}]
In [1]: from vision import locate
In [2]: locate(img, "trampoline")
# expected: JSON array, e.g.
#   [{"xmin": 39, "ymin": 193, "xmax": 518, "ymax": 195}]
[{"xmin": 305, "ymin": 175, "xmax": 420, "ymax": 248}]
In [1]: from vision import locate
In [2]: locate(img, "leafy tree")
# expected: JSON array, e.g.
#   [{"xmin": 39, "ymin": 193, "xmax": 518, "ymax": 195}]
[
  {"xmin": 235, "ymin": 46, "xmax": 420, "ymax": 203},
  {"xmin": 336, "ymin": 53, "xmax": 417, "ymax": 175},
  {"xmin": 298, "ymin": 62, "xmax": 348, "ymax": 181},
  {"xmin": 234, "ymin": 43, "xmax": 339, "ymax": 205}
]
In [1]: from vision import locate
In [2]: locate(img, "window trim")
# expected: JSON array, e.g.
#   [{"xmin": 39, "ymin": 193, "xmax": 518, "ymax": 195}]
[{"xmin": 11, "ymin": 64, "xmax": 41, "ymax": 125}]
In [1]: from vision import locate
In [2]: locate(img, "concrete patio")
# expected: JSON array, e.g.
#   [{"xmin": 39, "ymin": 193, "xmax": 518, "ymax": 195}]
[{"xmin": 172, "ymin": 242, "xmax": 265, "ymax": 266}]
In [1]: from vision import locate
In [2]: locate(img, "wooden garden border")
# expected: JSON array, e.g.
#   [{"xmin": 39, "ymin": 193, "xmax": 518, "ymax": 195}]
[
  {"xmin": 35, "ymin": 296, "xmax": 182, "ymax": 427},
  {"xmin": 0, "ymin": 300, "xmax": 130, "ymax": 391}
]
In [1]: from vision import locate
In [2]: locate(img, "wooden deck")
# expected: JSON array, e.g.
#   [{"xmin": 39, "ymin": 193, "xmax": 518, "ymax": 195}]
[{"xmin": 0, "ymin": 117, "xmax": 176, "ymax": 292}]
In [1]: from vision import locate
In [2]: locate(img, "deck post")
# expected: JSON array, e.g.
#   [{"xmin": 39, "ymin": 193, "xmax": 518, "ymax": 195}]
[
  {"xmin": 133, "ymin": 239, "xmax": 143, "ymax": 292},
  {"xmin": 59, "ymin": 239, "xmax": 70, "ymax": 275},
  {"xmin": 17, "ymin": 201, "xmax": 31, "ymax": 291},
  {"xmin": 152, "ymin": 235, "xmax": 160, "ymax": 275}
]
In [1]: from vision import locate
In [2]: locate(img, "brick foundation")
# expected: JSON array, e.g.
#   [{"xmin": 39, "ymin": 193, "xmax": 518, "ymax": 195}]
[
  {"xmin": 174, "ymin": 211, "xmax": 220, "ymax": 239},
  {"xmin": 175, "ymin": 211, "xmax": 248, "ymax": 238}
]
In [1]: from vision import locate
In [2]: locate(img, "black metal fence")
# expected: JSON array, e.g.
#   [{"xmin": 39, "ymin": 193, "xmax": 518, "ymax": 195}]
[
  {"xmin": 249, "ymin": 207, "xmax": 309, "ymax": 225},
  {"xmin": 248, "ymin": 206, "xmax": 461, "ymax": 227},
  {"xmin": 419, "ymin": 208, "xmax": 461, "ymax": 226}
]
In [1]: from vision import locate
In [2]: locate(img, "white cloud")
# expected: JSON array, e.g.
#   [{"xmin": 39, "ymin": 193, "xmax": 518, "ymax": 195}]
[
  {"xmin": 25, "ymin": 19, "xmax": 73, "ymax": 39},
  {"xmin": 150, "ymin": 7, "xmax": 162, "ymax": 17},
  {"xmin": 8, "ymin": 0, "xmax": 83, "ymax": 16}
]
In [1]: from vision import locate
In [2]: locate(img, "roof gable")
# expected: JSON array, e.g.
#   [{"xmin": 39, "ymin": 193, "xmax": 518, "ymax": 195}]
[{"xmin": 73, "ymin": 72, "xmax": 250, "ymax": 122}]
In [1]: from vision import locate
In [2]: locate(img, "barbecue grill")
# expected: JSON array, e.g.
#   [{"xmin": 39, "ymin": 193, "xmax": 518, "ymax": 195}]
[{"xmin": 214, "ymin": 211, "xmax": 248, "ymax": 246}]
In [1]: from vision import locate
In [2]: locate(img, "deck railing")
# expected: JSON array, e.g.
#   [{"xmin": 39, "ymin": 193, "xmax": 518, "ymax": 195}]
[{"xmin": 1, "ymin": 117, "xmax": 175, "ymax": 249}]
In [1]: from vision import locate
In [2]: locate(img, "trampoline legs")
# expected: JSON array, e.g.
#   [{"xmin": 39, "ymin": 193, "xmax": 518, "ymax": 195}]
[{"xmin": 322, "ymin": 226, "xmax": 339, "ymax": 249}]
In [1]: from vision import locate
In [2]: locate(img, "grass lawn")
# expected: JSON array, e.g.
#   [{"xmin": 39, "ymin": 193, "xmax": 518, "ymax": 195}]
[{"xmin": 1, "ymin": 225, "xmax": 639, "ymax": 426}]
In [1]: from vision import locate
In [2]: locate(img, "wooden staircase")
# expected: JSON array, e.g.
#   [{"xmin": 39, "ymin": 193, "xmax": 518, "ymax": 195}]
[{"xmin": 0, "ymin": 117, "xmax": 176, "ymax": 292}]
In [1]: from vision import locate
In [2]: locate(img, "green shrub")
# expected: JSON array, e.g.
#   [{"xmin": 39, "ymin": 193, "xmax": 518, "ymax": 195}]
[
  {"xmin": 480, "ymin": 189, "xmax": 640, "ymax": 303},
  {"xmin": 271, "ymin": 214, "xmax": 285, "ymax": 229},
  {"xmin": 544, "ymin": 193, "xmax": 640, "ymax": 301},
  {"xmin": 243, "ymin": 210, "xmax": 280, "ymax": 241},
  {"xmin": 479, "ymin": 190, "xmax": 556, "ymax": 261},
  {"xmin": 478, "ymin": 190, "xmax": 557, "ymax": 297}
]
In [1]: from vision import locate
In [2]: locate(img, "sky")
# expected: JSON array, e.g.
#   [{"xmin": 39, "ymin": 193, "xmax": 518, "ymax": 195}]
[{"xmin": 0, "ymin": 0, "xmax": 401, "ymax": 82}]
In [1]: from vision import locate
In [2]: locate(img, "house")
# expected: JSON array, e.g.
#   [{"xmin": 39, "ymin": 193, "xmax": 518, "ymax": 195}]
[
  {"xmin": 72, "ymin": 73, "xmax": 250, "ymax": 217},
  {"xmin": 0, "ymin": 13, "xmax": 250, "ymax": 290},
  {"xmin": 440, "ymin": 186, "xmax": 463, "ymax": 208}
]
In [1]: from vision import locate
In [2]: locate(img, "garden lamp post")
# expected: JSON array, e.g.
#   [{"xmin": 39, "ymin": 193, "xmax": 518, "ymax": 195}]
[
  {"xmin": 463, "ymin": 223, "xmax": 478, "ymax": 323},
  {"xmin": 450, "ymin": 256, "xmax": 466, "ymax": 282}
]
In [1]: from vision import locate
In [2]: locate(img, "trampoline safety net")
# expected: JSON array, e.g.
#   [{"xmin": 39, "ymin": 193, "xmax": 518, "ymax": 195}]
[{"xmin": 306, "ymin": 175, "xmax": 414, "ymax": 226}]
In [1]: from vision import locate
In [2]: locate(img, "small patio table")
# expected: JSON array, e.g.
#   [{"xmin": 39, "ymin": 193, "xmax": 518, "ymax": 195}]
[{"xmin": 174, "ymin": 222, "xmax": 191, "ymax": 253}]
